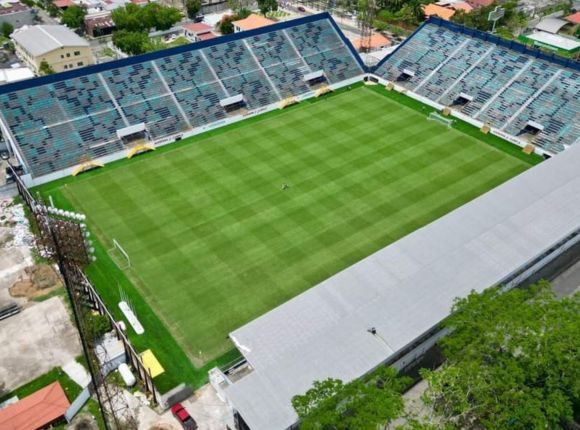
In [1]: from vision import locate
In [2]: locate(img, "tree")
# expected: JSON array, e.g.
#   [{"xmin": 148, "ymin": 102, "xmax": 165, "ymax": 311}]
[
  {"xmin": 1, "ymin": 22, "xmax": 14, "ymax": 38},
  {"xmin": 86, "ymin": 313, "xmax": 111, "ymax": 341},
  {"xmin": 47, "ymin": 3, "xmax": 60, "ymax": 17},
  {"xmin": 112, "ymin": 3, "xmax": 182, "ymax": 32},
  {"xmin": 112, "ymin": 30, "xmax": 149, "ymax": 55},
  {"xmin": 421, "ymin": 282, "xmax": 580, "ymax": 430},
  {"xmin": 61, "ymin": 5, "xmax": 87, "ymax": 30},
  {"xmin": 218, "ymin": 14, "xmax": 236, "ymax": 34},
  {"xmin": 228, "ymin": 0, "xmax": 253, "ymax": 13},
  {"xmin": 150, "ymin": 4, "xmax": 182, "ymax": 31},
  {"xmin": 257, "ymin": 0, "xmax": 278, "ymax": 15},
  {"xmin": 38, "ymin": 60, "xmax": 55, "ymax": 75},
  {"xmin": 292, "ymin": 367, "xmax": 411, "ymax": 429},
  {"xmin": 185, "ymin": 0, "xmax": 201, "ymax": 19},
  {"xmin": 112, "ymin": 3, "xmax": 148, "ymax": 32}
]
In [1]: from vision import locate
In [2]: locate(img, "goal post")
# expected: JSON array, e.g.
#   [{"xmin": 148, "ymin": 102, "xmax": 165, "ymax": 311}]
[
  {"xmin": 428, "ymin": 111, "xmax": 454, "ymax": 128},
  {"xmin": 108, "ymin": 238, "xmax": 131, "ymax": 269}
]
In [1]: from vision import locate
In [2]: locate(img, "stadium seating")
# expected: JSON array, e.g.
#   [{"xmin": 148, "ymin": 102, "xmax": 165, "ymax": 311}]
[
  {"xmin": 374, "ymin": 20, "xmax": 580, "ymax": 154},
  {"xmin": 287, "ymin": 20, "xmax": 362, "ymax": 83},
  {"xmin": 0, "ymin": 14, "xmax": 364, "ymax": 178}
]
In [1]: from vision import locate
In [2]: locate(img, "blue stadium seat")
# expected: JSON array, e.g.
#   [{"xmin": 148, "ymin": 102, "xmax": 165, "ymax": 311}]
[
  {"xmin": 374, "ymin": 21, "xmax": 580, "ymax": 154},
  {"xmin": 0, "ymin": 15, "xmax": 364, "ymax": 178}
]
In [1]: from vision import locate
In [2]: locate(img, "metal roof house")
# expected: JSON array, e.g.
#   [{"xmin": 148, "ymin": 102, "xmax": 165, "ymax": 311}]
[
  {"xmin": 534, "ymin": 17, "xmax": 572, "ymax": 34},
  {"xmin": 213, "ymin": 143, "xmax": 580, "ymax": 429},
  {"xmin": 11, "ymin": 25, "xmax": 94, "ymax": 74}
]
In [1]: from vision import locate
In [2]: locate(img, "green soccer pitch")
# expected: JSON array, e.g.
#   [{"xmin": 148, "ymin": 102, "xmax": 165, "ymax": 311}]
[{"xmin": 59, "ymin": 86, "xmax": 532, "ymax": 365}]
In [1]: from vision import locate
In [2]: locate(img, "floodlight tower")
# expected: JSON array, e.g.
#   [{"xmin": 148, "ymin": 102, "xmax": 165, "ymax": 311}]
[{"xmin": 488, "ymin": 6, "xmax": 505, "ymax": 34}]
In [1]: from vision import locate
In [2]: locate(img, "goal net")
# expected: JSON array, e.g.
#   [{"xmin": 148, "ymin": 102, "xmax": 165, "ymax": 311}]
[
  {"xmin": 428, "ymin": 111, "xmax": 454, "ymax": 128},
  {"xmin": 108, "ymin": 238, "xmax": 131, "ymax": 270}
]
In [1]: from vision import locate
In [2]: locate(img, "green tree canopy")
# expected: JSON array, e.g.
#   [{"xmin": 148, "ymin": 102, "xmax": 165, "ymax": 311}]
[
  {"xmin": 257, "ymin": 0, "xmax": 278, "ymax": 15},
  {"xmin": 39, "ymin": 60, "xmax": 55, "ymax": 75},
  {"xmin": 145, "ymin": 3, "xmax": 183, "ymax": 31},
  {"xmin": 1, "ymin": 22, "xmax": 14, "ymax": 38},
  {"xmin": 292, "ymin": 367, "xmax": 411, "ymax": 429},
  {"xmin": 112, "ymin": 3, "xmax": 182, "ymax": 33},
  {"xmin": 112, "ymin": 3, "xmax": 146, "ymax": 32},
  {"xmin": 218, "ymin": 14, "xmax": 236, "ymax": 34},
  {"xmin": 61, "ymin": 5, "xmax": 87, "ymax": 30},
  {"xmin": 185, "ymin": 0, "xmax": 202, "ymax": 19},
  {"xmin": 112, "ymin": 30, "xmax": 149, "ymax": 55},
  {"xmin": 421, "ymin": 282, "xmax": 580, "ymax": 430}
]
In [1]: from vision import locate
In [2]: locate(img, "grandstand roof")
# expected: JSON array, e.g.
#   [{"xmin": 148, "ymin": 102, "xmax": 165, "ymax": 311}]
[
  {"xmin": 233, "ymin": 14, "xmax": 275, "ymax": 31},
  {"xmin": 226, "ymin": 145, "xmax": 580, "ymax": 430},
  {"xmin": 0, "ymin": 382, "xmax": 70, "ymax": 430},
  {"xmin": 535, "ymin": 17, "xmax": 571, "ymax": 34},
  {"xmin": 11, "ymin": 25, "xmax": 89, "ymax": 56},
  {"xmin": 423, "ymin": 3, "xmax": 455, "ymax": 20}
]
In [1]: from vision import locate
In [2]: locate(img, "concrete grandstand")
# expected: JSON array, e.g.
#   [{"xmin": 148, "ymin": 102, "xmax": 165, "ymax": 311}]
[
  {"xmin": 1, "ymin": 15, "xmax": 579, "ymax": 185},
  {"xmin": 0, "ymin": 13, "xmax": 364, "ymax": 184},
  {"xmin": 374, "ymin": 18, "xmax": 580, "ymax": 155}
]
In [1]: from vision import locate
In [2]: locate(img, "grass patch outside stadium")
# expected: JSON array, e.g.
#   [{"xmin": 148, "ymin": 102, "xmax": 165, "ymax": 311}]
[{"xmin": 35, "ymin": 84, "xmax": 540, "ymax": 393}]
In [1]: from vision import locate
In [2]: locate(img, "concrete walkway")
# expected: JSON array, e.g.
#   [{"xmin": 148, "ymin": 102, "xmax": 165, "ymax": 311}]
[
  {"xmin": 62, "ymin": 360, "xmax": 92, "ymax": 388},
  {"xmin": 0, "ymin": 296, "xmax": 82, "ymax": 390}
]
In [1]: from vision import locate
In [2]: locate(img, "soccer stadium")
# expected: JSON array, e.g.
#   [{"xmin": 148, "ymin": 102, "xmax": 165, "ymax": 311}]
[{"xmin": 0, "ymin": 12, "xmax": 579, "ymax": 430}]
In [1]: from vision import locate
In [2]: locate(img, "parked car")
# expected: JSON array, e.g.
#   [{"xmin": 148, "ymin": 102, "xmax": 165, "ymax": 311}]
[
  {"xmin": 171, "ymin": 403, "xmax": 198, "ymax": 430},
  {"xmin": 297, "ymin": 6, "xmax": 306, "ymax": 12}
]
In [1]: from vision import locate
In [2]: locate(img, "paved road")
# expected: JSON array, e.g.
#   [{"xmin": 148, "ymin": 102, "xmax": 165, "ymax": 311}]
[{"xmin": 33, "ymin": 6, "xmax": 60, "ymax": 25}]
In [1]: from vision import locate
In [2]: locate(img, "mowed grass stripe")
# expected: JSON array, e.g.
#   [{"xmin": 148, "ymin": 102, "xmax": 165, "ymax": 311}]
[{"xmin": 64, "ymin": 87, "xmax": 529, "ymax": 362}]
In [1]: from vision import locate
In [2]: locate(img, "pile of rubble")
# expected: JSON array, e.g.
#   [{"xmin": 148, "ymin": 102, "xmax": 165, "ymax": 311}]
[
  {"xmin": 0, "ymin": 199, "xmax": 34, "ymax": 248},
  {"xmin": 10, "ymin": 264, "xmax": 62, "ymax": 299}
]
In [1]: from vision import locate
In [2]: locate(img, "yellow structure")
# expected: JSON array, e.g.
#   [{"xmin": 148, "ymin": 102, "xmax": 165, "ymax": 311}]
[
  {"xmin": 522, "ymin": 143, "xmax": 536, "ymax": 154},
  {"xmin": 441, "ymin": 107, "xmax": 451, "ymax": 116},
  {"xmin": 127, "ymin": 143, "xmax": 155, "ymax": 159},
  {"xmin": 480, "ymin": 124, "xmax": 491, "ymax": 134},
  {"xmin": 12, "ymin": 25, "xmax": 94, "ymax": 75},
  {"xmin": 72, "ymin": 160, "xmax": 104, "ymax": 176},
  {"xmin": 315, "ymin": 85, "xmax": 332, "ymax": 97},
  {"xmin": 140, "ymin": 349, "xmax": 165, "ymax": 378},
  {"xmin": 279, "ymin": 96, "xmax": 299, "ymax": 109}
]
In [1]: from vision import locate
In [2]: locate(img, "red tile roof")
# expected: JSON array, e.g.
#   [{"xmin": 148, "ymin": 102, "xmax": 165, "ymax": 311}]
[
  {"xmin": 353, "ymin": 33, "xmax": 391, "ymax": 50},
  {"xmin": 197, "ymin": 31, "xmax": 216, "ymax": 41},
  {"xmin": 233, "ymin": 14, "xmax": 275, "ymax": 31},
  {"xmin": 451, "ymin": 1, "xmax": 473, "ymax": 12},
  {"xmin": 0, "ymin": 382, "xmax": 71, "ymax": 430},
  {"xmin": 182, "ymin": 22, "xmax": 213, "ymax": 33},
  {"xmin": 423, "ymin": 3, "xmax": 456, "ymax": 20},
  {"xmin": 53, "ymin": 0, "xmax": 74, "ymax": 8},
  {"xmin": 565, "ymin": 11, "xmax": 580, "ymax": 24},
  {"xmin": 466, "ymin": 0, "xmax": 494, "ymax": 8}
]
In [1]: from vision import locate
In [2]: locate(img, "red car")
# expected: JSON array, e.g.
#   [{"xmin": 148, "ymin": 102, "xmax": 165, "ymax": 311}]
[{"xmin": 171, "ymin": 403, "xmax": 198, "ymax": 430}]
